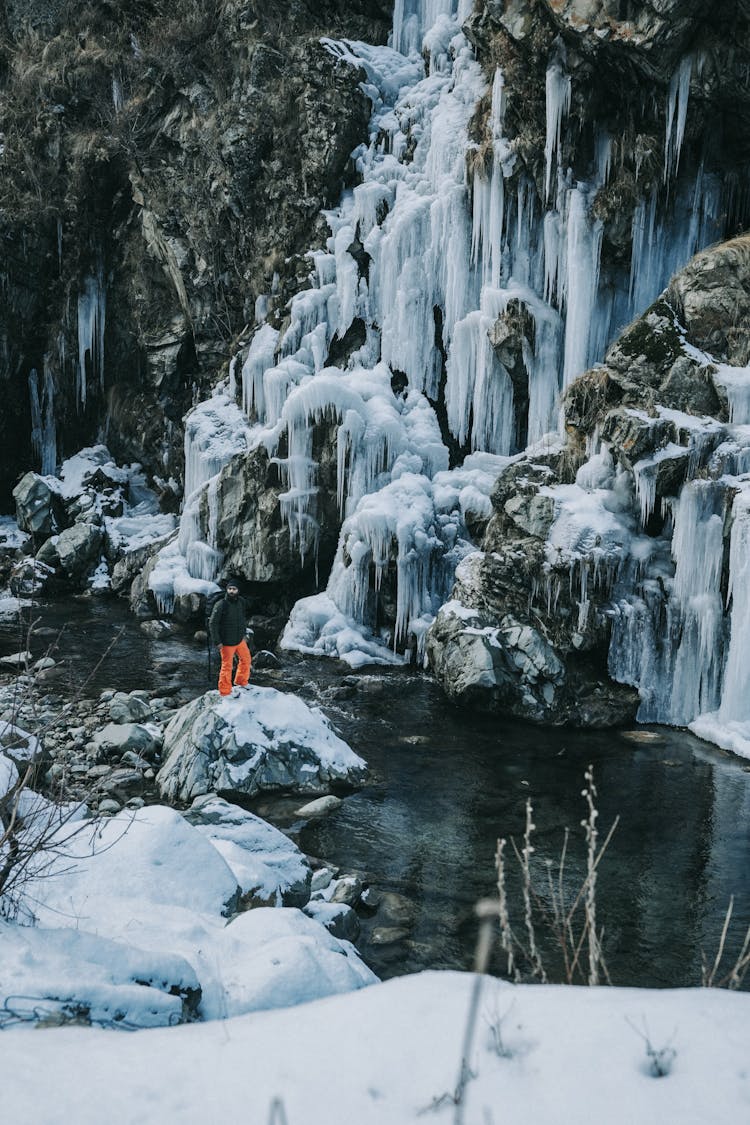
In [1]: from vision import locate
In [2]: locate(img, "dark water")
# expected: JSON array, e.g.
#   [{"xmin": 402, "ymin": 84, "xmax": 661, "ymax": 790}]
[{"xmin": 3, "ymin": 594, "xmax": 750, "ymax": 989}]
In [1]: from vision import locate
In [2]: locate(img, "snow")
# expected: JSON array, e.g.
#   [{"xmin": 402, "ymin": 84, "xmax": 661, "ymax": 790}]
[
  {"xmin": 0, "ymin": 516, "xmax": 29, "ymax": 550},
  {"xmin": 1, "ymin": 971, "xmax": 748, "ymax": 1124},
  {"xmin": 6, "ymin": 803, "xmax": 375, "ymax": 1026},
  {"xmin": 186, "ymin": 795, "xmax": 310, "ymax": 906},
  {"xmin": 1, "ymin": 921, "xmax": 198, "ymax": 1029},
  {"xmin": 213, "ymin": 687, "xmax": 364, "ymax": 775}
]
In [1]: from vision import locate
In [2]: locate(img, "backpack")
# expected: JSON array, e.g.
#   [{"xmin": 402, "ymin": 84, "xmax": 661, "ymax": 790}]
[{"xmin": 205, "ymin": 589, "xmax": 227, "ymax": 637}]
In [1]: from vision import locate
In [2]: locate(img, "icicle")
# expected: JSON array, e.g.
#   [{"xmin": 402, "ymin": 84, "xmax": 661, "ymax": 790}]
[
  {"xmin": 718, "ymin": 487, "xmax": 750, "ymax": 723},
  {"xmin": 562, "ymin": 187, "xmax": 603, "ymax": 386},
  {"xmin": 112, "ymin": 75, "xmax": 124, "ymax": 114},
  {"xmin": 664, "ymin": 55, "xmax": 692, "ymax": 182},
  {"xmin": 76, "ymin": 269, "xmax": 106, "ymax": 409},
  {"xmin": 29, "ymin": 368, "xmax": 57, "ymax": 476},
  {"xmin": 595, "ymin": 130, "xmax": 612, "ymax": 186},
  {"xmin": 544, "ymin": 47, "xmax": 571, "ymax": 203}
]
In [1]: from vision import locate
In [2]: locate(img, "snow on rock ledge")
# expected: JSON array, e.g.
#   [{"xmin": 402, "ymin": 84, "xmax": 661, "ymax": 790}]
[
  {"xmin": 157, "ymin": 687, "xmax": 366, "ymax": 804},
  {"xmin": 0, "ymin": 921, "xmax": 200, "ymax": 1029},
  {"xmin": 183, "ymin": 795, "xmax": 312, "ymax": 908}
]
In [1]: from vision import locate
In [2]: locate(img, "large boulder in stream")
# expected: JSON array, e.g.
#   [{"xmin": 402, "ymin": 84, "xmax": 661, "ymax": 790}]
[{"xmin": 156, "ymin": 687, "xmax": 366, "ymax": 804}]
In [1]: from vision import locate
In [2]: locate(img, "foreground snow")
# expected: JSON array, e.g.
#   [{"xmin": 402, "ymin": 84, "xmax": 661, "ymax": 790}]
[
  {"xmin": 2, "ymin": 971, "xmax": 748, "ymax": 1123},
  {"xmin": 4, "ymin": 804, "xmax": 374, "ymax": 1024}
]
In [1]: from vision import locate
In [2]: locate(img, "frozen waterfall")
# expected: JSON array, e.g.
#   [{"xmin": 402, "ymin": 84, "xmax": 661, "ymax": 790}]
[{"xmin": 167, "ymin": 3, "xmax": 734, "ymax": 702}]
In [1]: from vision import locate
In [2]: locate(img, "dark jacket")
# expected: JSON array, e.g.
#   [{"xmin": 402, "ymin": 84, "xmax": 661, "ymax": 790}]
[{"xmin": 209, "ymin": 594, "xmax": 249, "ymax": 647}]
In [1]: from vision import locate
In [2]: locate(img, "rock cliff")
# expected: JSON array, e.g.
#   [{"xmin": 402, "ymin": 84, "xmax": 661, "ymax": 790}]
[{"xmin": 0, "ymin": 0, "xmax": 391, "ymax": 503}]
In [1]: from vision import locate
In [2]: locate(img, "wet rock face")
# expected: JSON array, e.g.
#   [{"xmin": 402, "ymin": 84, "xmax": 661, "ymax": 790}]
[
  {"xmin": 207, "ymin": 423, "xmax": 342, "ymax": 599},
  {"xmin": 0, "ymin": 0, "xmax": 390, "ymax": 504},
  {"xmin": 465, "ymin": 0, "xmax": 750, "ymax": 265}
]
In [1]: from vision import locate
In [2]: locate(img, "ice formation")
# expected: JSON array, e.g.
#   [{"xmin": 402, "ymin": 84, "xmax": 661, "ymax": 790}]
[
  {"xmin": 149, "ymin": 392, "xmax": 252, "ymax": 613},
  {"xmin": 76, "ymin": 269, "xmax": 106, "ymax": 409},
  {"xmin": 29, "ymin": 363, "xmax": 57, "ymax": 476},
  {"xmin": 162, "ymin": 0, "xmax": 741, "ymax": 748}
]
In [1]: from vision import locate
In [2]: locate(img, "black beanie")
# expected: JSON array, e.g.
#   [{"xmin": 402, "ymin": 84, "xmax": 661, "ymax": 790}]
[{"xmin": 225, "ymin": 576, "xmax": 241, "ymax": 589}]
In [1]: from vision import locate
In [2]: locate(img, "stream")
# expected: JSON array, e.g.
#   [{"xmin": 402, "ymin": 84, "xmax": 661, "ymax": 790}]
[{"xmin": 2, "ymin": 593, "xmax": 749, "ymax": 990}]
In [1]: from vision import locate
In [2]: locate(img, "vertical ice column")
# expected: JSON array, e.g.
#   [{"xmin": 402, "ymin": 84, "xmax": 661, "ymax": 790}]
[
  {"xmin": 526, "ymin": 300, "xmax": 563, "ymax": 444},
  {"xmin": 391, "ymin": 0, "xmax": 460, "ymax": 55},
  {"xmin": 718, "ymin": 487, "xmax": 750, "ymax": 723},
  {"xmin": 562, "ymin": 187, "xmax": 603, "ymax": 387},
  {"xmin": 241, "ymin": 324, "xmax": 279, "ymax": 422},
  {"xmin": 445, "ymin": 290, "xmax": 515, "ymax": 455},
  {"xmin": 544, "ymin": 48, "xmax": 571, "ymax": 203},
  {"xmin": 667, "ymin": 480, "xmax": 726, "ymax": 723},
  {"xmin": 76, "ymin": 270, "xmax": 106, "ymax": 409},
  {"xmin": 664, "ymin": 55, "xmax": 692, "ymax": 182},
  {"xmin": 28, "ymin": 363, "xmax": 57, "ymax": 476},
  {"xmin": 471, "ymin": 69, "xmax": 508, "ymax": 290}
]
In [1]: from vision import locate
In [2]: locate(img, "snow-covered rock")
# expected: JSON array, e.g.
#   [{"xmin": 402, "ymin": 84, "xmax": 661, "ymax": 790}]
[
  {"xmin": 0, "ymin": 921, "xmax": 200, "ymax": 1029},
  {"xmin": 184, "ymin": 794, "xmax": 312, "ymax": 908},
  {"xmin": 12, "ymin": 803, "xmax": 374, "ymax": 1024},
  {"xmin": 205, "ymin": 908, "xmax": 375, "ymax": 1018},
  {"xmin": 156, "ymin": 687, "xmax": 366, "ymax": 804},
  {"xmin": 303, "ymin": 899, "xmax": 361, "ymax": 942},
  {"xmin": 22, "ymin": 804, "xmax": 242, "ymax": 924}
]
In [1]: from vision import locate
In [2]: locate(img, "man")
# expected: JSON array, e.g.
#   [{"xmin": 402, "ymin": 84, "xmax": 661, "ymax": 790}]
[{"xmin": 209, "ymin": 577, "xmax": 252, "ymax": 696}]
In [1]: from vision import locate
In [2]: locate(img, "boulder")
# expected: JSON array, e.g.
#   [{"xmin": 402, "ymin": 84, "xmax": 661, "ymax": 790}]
[
  {"xmin": 108, "ymin": 692, "xmax": 154, "ymax": 725},
  {"xmin": 183, "ymin": 794, "xmax": 311, "ymax": 908},
  {"xmin": 156, "ymin": 686, "xmax": 367, "ymax": 804},
  {"xmin": 8, "ymin": 557, "xmax": 55, "ymax": 597},
  {"xmin": 91, "ymin": 722, "xmax": 161, "ymax": 760},
  {"xmin": 13, "ymin": 472, "xmax": 63, "ymax": 538},
  {"xmin": 303, "ymin": 900, "xmax": 361, "ymax": 942},
  {"xmin": 55, "ymin": 521, "xmax": 103, "ymax": 579}
]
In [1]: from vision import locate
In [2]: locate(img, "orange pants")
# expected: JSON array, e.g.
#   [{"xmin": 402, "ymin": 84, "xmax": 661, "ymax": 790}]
[{"xmin": 218, "ymin": 640, "xmax": 252, "ymax": 696}]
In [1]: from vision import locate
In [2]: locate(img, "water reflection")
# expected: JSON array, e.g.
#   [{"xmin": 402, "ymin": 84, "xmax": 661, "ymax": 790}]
[{"xmin": 2, "ymin": 595, "xmax": 749, "ymax": 988}]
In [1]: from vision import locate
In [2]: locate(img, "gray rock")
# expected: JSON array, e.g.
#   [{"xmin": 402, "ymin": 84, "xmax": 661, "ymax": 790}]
[
  {"xmin": 303, "ymin": 900, "xmax": 361, "ymax": 942},
  {"xmin": 379, "ymin": 891, "xmax": 417, "ymax": 928},
  {"xmin": 370, "ymin": 926, "xmax": 409, "ymax": 945},
  {"xmin": 330, "ymin": 875, "xmax": 363, "ymax": 907},
  {"xmin": 310, "ymin": 867, "xmax": 334, "ymax": 893},
  {"xmin": 0, "ymin": 651, "xmax": 31, "ymax": 669},
  {"xmin": 140, "ymin": 620, "xmax": 175, "ymax": 640},
  {"xmin": 108, "ymin": 692, "xmax": 153, "ymax": 724},
  {"xmin": 99, "ymin": 769, "xmax": 146, "ymax": 797},
  {"xmin": 55, "ymin": 521, "xmax": 103, "ymax": 579},
  {"xmin": 295, "ymin": 794, "xmax": 342, "ymax": 817},
  {"xmin": 13, "ymin": 472, "xmax": 63, "ymax": 537},
  {"xmin": 91, "ymin": 722, "xmax": 161, "ymax": 759},
  {"xmin": 97, "ymin": 799, "xmax": 122, "ymax": 814},
  {"xmin": 156, "ymin": 686, "xmax": 366, "ymax": 804}
]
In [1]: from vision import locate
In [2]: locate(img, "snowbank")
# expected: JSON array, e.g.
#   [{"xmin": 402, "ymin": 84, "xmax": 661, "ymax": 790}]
[
  {"xmin": 6, "ymin": 803, "xmax": 374, "ymax": 1026},
  {"xmin": 1, "ymin": 971, "xmax": 747, "ymax": 1123}
]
